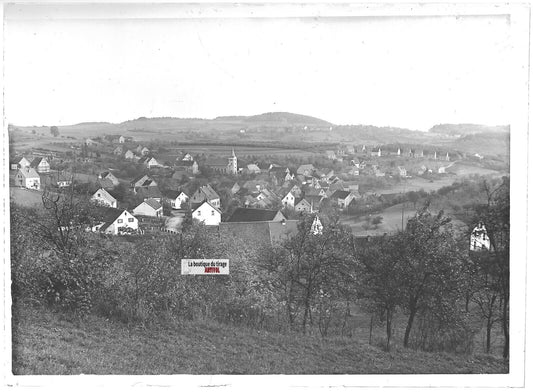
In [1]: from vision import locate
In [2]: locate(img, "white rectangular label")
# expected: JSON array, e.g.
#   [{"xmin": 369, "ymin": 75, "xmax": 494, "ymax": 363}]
[{"xmin": 181, "ymin": 259, "xmax": 229, "ymax": 275}]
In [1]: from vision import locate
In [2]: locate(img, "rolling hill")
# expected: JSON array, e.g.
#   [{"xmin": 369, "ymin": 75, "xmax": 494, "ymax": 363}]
[{"xmin": 429, "ymin": 124, "xmax": 510, "ymax": 136}]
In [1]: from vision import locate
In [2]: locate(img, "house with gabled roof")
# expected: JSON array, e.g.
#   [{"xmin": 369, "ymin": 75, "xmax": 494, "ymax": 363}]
[
  {"xmin": 133, "ymin": 198, "xmax": 163, "ymax": 217},
  {"xmin": 190, "ymin": 184, "xmax": 220, "ymax": 208},
  {"xmin": 131, "ymin": 174, "xmax": 158, "ymax": 189},
  {"xmin": 124, "ymin": 150, "xmax": 135, "ymax": 160},
  {"xmin": 95, "ymin": 208, "xmax": 138, "ymax": 235},
  {"xmin": 139, "ymin": 156, "xmax": 160, "ymax": 169},
  {"xmin": 279, "ymin": 189, "xmax": 295, "ymax": 209},
  {"xmin": 192, "ymin": 201, "xmax": 221, "ymax": 226},
  {"xmin": 30, "ymin": 157, "xmax": 50, "ymax": 173},
  {"xmin": 91, "ymin": 188, "xmax": 117, "ymax": 208},
  {"xmin": 163, "ymin": 190, "xmax": 189, "ymax": 209},
  {"xmin": 295, "ymin": 198, "xmax": 313, "ymax": 213},
  {"xmin": 98, "ymin": 171, "xmax": 120, "ymax": 187},
  {"xmin": 113, "ymin": 146, "xmax": 124, "ymax": 156},
  {"xmin": 180, "ymin": 152, "xmax": 193, "ymax": 161},
  {"xmin": 14, "ymin": 167, "xmax": 41, "ymax": 190},
  {"xmin": 226, "ymin": 207, "xmax": 286, "ymax": 223},
  {"xmin": 330, "ymin": 190, "xmax": 357, "ymax": 209},
  {"xmin": 10, "ymin": 156, "xmax": 31, "ymax": 171}
]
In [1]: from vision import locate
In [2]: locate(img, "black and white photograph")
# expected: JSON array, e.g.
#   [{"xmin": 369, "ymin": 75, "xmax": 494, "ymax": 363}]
[{"xmin": 1, "ymin": 1, "xmax": 530, "ymax": 390}]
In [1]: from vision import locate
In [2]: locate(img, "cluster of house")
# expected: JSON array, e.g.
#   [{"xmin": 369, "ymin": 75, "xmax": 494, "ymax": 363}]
[
  {"xmin": 233, "ymin": 162, "xmax": 362, "ymax": 213},
  {"xmin": 322, "ymin": 144, "xmax": 457, "ymax": 177},
  {"xmin": 88, "ymin": 172, "xmax": 317, "ymax": 245},
  {"xmin": 10, "ymin": 155, "xmax": 74, "ymax": 190},
  {"xmin": 326, "ymin": 144, "xmax": 453, "ymax": 161}
]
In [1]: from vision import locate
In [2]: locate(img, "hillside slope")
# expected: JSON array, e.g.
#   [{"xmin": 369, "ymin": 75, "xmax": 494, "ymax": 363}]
[
  {"xmin": 429, "ymin": 124, "xmax": 510, "ymax": 136},
  {"xmin": 12, "ymin": 303, "xmax": 508, "ymax": 375}
]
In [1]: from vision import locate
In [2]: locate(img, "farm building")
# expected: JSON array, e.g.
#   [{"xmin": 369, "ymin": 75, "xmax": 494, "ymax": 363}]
[{"xmin": 14, "ymin": 168, "xmax": 41, "ymax": 190}]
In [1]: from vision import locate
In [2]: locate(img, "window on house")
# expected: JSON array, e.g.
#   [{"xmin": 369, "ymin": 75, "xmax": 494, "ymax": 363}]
[
  {"xmin": 211, "ymin": 210, "xmax": 214, "ymax": 215},
  {"xmin": 197, "ymin": 211, "xmax": 201, "ymax": 215},
  {"xmin": 118, "ymin": 219, "xmax": 123, "ymax": 223},
  {"xmin": 128, "ymin": 218, "xmax": 134, "ymax": 222}
]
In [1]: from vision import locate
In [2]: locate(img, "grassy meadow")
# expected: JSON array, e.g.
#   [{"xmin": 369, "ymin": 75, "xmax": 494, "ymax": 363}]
[{"xmin": 11, "ymin": 302, "xmax": 508, "ymax": 375}]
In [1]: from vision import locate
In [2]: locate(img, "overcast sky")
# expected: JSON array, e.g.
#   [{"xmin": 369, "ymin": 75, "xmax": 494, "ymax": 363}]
[{"xmin": 3, "ymin": 4, "xmax": 511, "ymax": 131}]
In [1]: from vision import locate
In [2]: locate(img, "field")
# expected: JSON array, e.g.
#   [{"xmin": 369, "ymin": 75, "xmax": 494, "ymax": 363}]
[
  {"xmin": 340, "ymin": 202, "xmax": 468, "ymax": 236},
  {"xmin": 9, "ymin": 187, "xmax": 44, "ymax": 208},
  {"xmin": 11, "ymin": 302, "xmax": 508, "ymax": 375}
]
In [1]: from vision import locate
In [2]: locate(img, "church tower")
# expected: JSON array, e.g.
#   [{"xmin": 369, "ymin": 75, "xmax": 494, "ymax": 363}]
[{"xmin": 227, "ymin": 149, "xmax": 238, "ymax": 175}]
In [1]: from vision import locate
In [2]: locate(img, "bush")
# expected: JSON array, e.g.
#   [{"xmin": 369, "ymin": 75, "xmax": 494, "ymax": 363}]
[{"xmin": 410, "ymin": 310, "xmax": 475, "ymax": 354}]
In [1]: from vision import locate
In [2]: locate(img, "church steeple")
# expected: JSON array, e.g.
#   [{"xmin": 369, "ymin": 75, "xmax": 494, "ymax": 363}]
[{"xmin": 228, "ymin": 148, "xmax": 238, "ymax": 175}]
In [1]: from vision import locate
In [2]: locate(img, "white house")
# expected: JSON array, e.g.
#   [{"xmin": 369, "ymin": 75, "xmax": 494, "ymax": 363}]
[
  {"xmin": 124, "ymin": 150, "xmax": 135, "ymax": 160},
  {"xmin": 192, "ymin": 201, "xmax": 221, "ymax": 226},
  {"xmin": 97, "ymin": 209, "xmax": 138, "ymax": 235},
  {"xmin": 280, "ymin": 190, "xmax": 295, "ymax": 208},
  {"xmin": 30, "ymin": 157, "xmax": 50, "ymax": 173},
  {"xmin": 10, "ymin": 156, "xmax": 31, "ymax": 171},
  {"xmin": 133, "ymin": 198, "xmax": 163, "ymax": 217},
  {"xmin": 119, "ymin": 135, "xmax": 125, "ymax": 143},
  {"xmin": 139, "ymin": 156, "xmax": 160, "ymax": 169},
  {"xmin": 295, "ymin": 198, "xmax": 312, "ymax": 213},
  {"xmin": 330, "ymin": 190, "xmax": 357, "ymax": 209},
  {"xmin": 14, "ymin": 167, "xmax": 40, "ymax": 190},
  {"xmin": 164, "ymin": 191, "xmax": 190, "ymax": 209},
  {"xmin": 470, "ymin": 222, "xmax": 491, "ymax": 251},
  {"xmin": 91, "ymin": 188, "xmax": 117, "ymax": 208}
]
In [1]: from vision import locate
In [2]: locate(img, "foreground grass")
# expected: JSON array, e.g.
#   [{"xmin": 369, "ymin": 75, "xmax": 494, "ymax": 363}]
[{"xmin": 11, "ymin": 303, "xmax": 508, "ymax": 375}]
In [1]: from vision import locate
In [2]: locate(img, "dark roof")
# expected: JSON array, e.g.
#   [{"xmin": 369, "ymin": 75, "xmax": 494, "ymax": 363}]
[
  {"xmin": 219, "ymin": 220, "xmax": 299, "ymax": 247},
  {"xmin": 163, "ymin": 189, "xmax": 186, "ymax": 199},
  {"xmin": 98, "ymin": 207, "xmax": 126, "ymax": 231},
  {"xmin": 131, "ymin": 174, "xmax": 148, "ymax": 184},
  {"xmin": 203, "ymin": 184, "xmax": 220, "ymax": 200},
  {"xmin": 331, "ymin": 190, "xmax": 351, "ymax": 200},
  {"xmin": 30, "ymin": 157, "xmax": 47, "ymax": 167},
  {"xmin": 226, "ymin": 207, "xmax": 285, "ymax": 223},
  {"xmin": 98, "ymin": 178, "xmax": 115, "ymax": 189},
  {"xmin": 135, "ymin": 186, "xmax": 162, "ymax": 199},
  {"xmin": 144, "ymin": 198, "xmax": 162, "ymax": 210}
]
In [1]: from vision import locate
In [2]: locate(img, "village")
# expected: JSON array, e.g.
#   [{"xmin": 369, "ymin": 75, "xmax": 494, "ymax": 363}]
[{"xmin": 9, "ymin": 127, "xmax": 495, "ymax": 248}]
